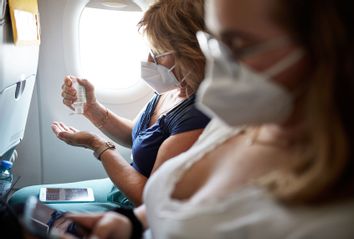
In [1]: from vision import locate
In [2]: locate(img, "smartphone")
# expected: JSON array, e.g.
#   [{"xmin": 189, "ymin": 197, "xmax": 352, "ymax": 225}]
[
  {"xmin": 39, "ymin": 187, "xmax": 94, "ymax": 202},
  {"xmin": 23, "ymin": 196, "xmax": 90, "ymax": 238},
  {"xmin": 23, "ymin": 196, "xmax": 52, "ymax": 236}
]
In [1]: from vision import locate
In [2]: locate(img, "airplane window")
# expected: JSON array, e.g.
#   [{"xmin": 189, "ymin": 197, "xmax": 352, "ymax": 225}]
[{"xmin": 79, "ymin": 8, "xmax": 148, "ymax": 96}]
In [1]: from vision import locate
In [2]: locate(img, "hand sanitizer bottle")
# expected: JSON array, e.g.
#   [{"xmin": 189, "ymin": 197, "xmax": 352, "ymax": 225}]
[{"xmin": 72, "ymin": 80, "xmax": 86, "ymax": 114}]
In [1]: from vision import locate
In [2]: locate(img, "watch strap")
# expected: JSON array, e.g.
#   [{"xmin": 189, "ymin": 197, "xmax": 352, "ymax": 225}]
[{"xmin": 93, "ymin": 141, "xmax": 116, "ymax": 160}]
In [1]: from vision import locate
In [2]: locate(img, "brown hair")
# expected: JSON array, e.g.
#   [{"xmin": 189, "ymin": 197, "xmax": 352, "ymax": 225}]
[
  {"xmin": 138, "ymin": 0, "xmax": 206, "ymax": 96},
  {"xmin": 268, "ymin": 1, "xmax": 354, "ymax": 204}
]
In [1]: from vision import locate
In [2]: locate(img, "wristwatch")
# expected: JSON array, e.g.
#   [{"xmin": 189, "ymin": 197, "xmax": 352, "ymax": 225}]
[{"xmin": 93, "ymin": 141, "xmax": 116, "ymax": 160}]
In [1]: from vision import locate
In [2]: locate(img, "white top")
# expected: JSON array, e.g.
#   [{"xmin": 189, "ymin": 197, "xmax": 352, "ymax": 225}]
[{"xmin": 143, "ymin": 119, "xmax": 354, "ymax": 239}]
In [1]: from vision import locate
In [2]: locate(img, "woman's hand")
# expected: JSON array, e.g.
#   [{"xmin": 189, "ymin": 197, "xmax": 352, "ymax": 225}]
[
  {"xmin": 65, "ymin": 212, "xmax": 132, "ymax": 239},
  {"xmin": 61, "ymin": 76, "xmax": 97, "ymax": 113},
  {"xmin": 51, "ymin": 121, "xmax": 105, "ymax": 150}
]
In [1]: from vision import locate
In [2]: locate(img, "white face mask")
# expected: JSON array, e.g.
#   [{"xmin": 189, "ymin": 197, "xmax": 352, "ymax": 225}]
[
  {"xmin": 141, "ymin": 50, "xmax": 179, "ymax": 94},
  {"xmin": 196, "ymin": 31, "xmax": 304, "ymax": 127}
]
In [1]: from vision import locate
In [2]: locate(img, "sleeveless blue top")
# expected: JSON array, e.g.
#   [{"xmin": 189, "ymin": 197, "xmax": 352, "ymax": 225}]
[{"xmin": 131, "ymin": 94, "xmax": 210, "ymax": 178}]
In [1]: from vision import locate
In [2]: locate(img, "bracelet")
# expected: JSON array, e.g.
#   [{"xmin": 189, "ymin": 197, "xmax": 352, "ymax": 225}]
[
  {"xmin": 93, "ymin": 141, "xmax": 116, "ymax": 160},
  {"xmin": 95, "ymin": 107, "xmax": 109, "ymax": 129},
  {"xmin": 112, "ymin": 207, "xmax": 143, "ymax": 239}
]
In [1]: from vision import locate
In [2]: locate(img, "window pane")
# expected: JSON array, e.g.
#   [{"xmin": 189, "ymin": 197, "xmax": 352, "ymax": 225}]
[{"xmin": 79, "ymin": 8, "xmax": 148, "ymax": 91}]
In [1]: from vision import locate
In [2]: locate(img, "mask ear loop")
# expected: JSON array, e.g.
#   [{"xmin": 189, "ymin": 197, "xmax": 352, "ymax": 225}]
[
  {"xmin": 167, "ymin": 65, "xmax": 180, "ymax": 87},
  {"xmin": 263, "ymin": 49, "xmax": 305, "ymax": 78},
  {"xmin": 168, "ymin": 64, "xmax": 192, "ymax": 96},
  {"xmin": 155, "ymin": 51, "xmax": 175, "ymax": 58},
  {"xmin": 149, "ymin": 49, "xmax": 158, "ymax": 64},
  {"xmin": 178, "ymin": 71, "xmax": 193, "ymax": 97},
  {"xmin": 149, "ymin": 50, "xmax": 175, "ymax": 65},
  {"xmin": 263, "ymin": 49, "xmax": 306, "ymax": 109}
]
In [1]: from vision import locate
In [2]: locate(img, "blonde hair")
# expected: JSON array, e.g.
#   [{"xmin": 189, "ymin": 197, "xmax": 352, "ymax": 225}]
[
  {"xmin": 264, "ymin": 0, "xmax": 354, "ymax": 204},
  {"xmin": 138, "ymin": 0, "xmax": 206, "ymax": 96}
]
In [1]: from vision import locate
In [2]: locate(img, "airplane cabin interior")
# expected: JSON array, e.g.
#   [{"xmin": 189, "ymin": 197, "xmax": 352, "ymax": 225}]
[{"xmin": 0, "ymin": 0, "xmax": 353, "ymax": 238}]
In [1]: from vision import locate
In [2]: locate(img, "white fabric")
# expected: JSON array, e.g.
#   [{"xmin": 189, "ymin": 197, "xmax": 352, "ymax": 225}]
[
  {"xmin": 141, "ymin": 61, "xmax": 179, "ymax": 94},
  {"xmin": 143, "ymin": 118, "xmax": 354, "ymax": 239}
]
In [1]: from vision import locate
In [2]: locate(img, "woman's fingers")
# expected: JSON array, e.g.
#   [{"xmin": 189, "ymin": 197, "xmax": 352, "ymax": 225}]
[
  {"xmin": 51, "ymin": 122, "xmax": 96, "ymax": 148},
  {"xmin": 52, "ymin": 217, "xmax": 74, "ymax": 233},
  {"xmin": 63, "ymin": 99, "xmax": 75, "ymax": 111},
  {"xmin": 51, "ymin": 122, "xmax": 74, "ymax": 139},
  {"xmin": 63, "ymin": 76, "xmax": 97, "ymax": 109},
  {"xmin": 59, "ymin": 122, "xmax": 71, "ymax": 132},
  {"xmin": 62, "ymin": 90, "xmax": 77, "ymax": 100},
  {"xmin": 69, "ymin": 126, "xmax": 79, "ymax": 133},
  {"xmin": 91, "ymin": 212, "xmax": 131, "ymax": 239},
  {"xmin": 52, "ymin": 121, "xmax": 69, "ymax": 133},
  {"xmin": 66, "ymin": 212, "xmax": 132, "ymax": 239},
  {"xmin": 77, "ymin": 78, "xmax": 93, "ymax": 92},
  {"xmin": 61, "ymin": 87, "xmax": 77, "ymax": 106},
  {"xmin": 63, "ymin": 76, "xmax": 76, "ymax": 94},
  {"xmin": 62, "ymin": 76, "xmax": 78, "ymax": 110},
  {"xmin": 51, "ymin": 122, "xmax": 62, "ymax": 136},
  {"xmin": 64, "ymin": 76, "xmax": 73, "ymax": 87},
  {"xmin": 57, "ymin": 123, "xmax": 78, "ymax": 142},
  {"xmin": 91, "ymin": 213, "xmax": 117, "ymax": 239},
  {"xmin": 51, "ymin": 122, "xmax": 69, "ymax": 140},
  {"xmin": 65, "ymin": 213, "xmax": 104, "ymax": 229}
]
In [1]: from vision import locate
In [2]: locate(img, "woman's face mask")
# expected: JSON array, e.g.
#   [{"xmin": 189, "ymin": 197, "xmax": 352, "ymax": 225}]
[
  {"xmin": 141, "ymin": 51, "xmax": 179, "ymax": 94},
  {"xmin": 195, "ymin": 31, "xmax": 303, "ymax": 127}
]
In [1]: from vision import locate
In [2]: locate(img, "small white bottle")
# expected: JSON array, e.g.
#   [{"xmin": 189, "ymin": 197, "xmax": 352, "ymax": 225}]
[{"xmin": 72, "ymin": 80, "xmax": 86, "ymax": 114}]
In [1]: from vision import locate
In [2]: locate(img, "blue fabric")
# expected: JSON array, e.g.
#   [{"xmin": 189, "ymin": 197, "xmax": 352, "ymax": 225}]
[
  {"xmin": 9, "ymin": 178, "xmax": 125, "ymax": 212},
  {"xmin": 131, "ymin": 94, "xmax": 210, "ymax": 178}
]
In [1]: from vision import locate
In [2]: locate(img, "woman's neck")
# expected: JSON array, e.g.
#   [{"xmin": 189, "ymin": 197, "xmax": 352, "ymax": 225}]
[
  {"xmin": 257, "ymin": 94, "xmax": 308, "ymax": 147},
  {"xmin": 163, "ymin": 88, "xmax": 188, "ymax": 101},
  {"xmin": 257, "ymin": 118, "xmax": 306, "ymax": 148}
]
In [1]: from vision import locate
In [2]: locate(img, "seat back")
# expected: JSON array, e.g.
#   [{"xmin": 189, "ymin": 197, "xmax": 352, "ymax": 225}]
[{"xmin": 0, "ymin": 0, "xmax": 39, "ymax": 158}]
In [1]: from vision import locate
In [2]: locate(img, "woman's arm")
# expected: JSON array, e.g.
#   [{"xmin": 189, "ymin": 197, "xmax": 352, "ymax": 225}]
[
  {"xmin": 151, "ymin": 128, "xmax": 204, "ymax": 174},
  {"xmin": 99, "ymin": 129, "xmax": 203, "ymax": 205},
  {"xmin": 51, "ymin": 122, "xmax": 145, "ymax": 205},
  {"xmin": 51, "ymin": 122, "xmax": 203, "ymax": 206},
  {"xmin": 99, "ymin": 149, "xmax": 148, "ymax": 206},
  {"xmin": 64, "ymin": 205, "xmax": 148, "ymax": 239},
  {"xmin": 84, "ymin": 101, "xmax": 134, "ymax": 147}
]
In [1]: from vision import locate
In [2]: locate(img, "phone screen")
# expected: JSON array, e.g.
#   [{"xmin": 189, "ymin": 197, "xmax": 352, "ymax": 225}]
[
  {"xmin": 46, "ymin": 188, "xmax": 88, "ymax": 200},
  {"xmin": 40, "ymin": 188, "xmax": 94, "ymax": 202}
]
